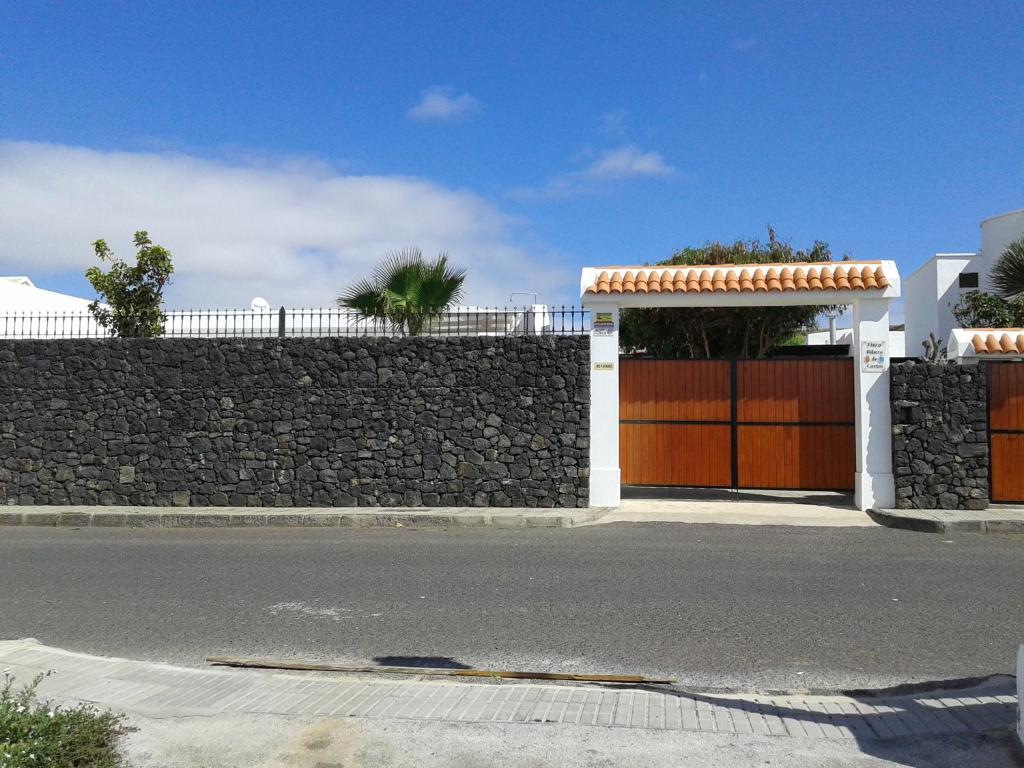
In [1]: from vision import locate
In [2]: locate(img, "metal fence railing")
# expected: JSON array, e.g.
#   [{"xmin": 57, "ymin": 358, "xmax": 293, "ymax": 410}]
[{"xmin": 0, "ymin": 306, "xmax": 591, "ymax": 339}]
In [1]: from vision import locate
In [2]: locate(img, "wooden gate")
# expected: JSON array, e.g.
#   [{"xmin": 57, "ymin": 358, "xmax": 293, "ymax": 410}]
[
  {"xmin": 620, "ymin": 358, "xmax": 855, "ymax": 491},
  {"xmin": 987, "ymin": 362, "xmax": 1024, "ymax": 503}
]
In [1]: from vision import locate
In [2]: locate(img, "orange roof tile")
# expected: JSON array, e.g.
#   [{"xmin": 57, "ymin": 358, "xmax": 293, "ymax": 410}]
[
  {"xmin": 969, "ymin": 330, "xmax": 1024, "ymax": 355},
  {"xmin": 584, "ymin": 262, "xmax": 891, "ymax": 295}
]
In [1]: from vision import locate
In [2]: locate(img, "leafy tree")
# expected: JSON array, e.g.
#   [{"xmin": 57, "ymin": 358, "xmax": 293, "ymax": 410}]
[
  {"xmin": 338, "ymin": 248, "xmax": 466, "ymax": 335},
  {"xmin": 619, "ymin": 231, "xmax": 838, "ymax": 358},
  {"xmin": 952, "ymin": 289, "xmax": 1024, "ymax": 328},
  {"xmin": 85, "ymin": 231, "xmax": 174, "ymax": 338},
  {"xmin": 990, "ymin": 237, "xmax": 1024, "ymax": 302}
]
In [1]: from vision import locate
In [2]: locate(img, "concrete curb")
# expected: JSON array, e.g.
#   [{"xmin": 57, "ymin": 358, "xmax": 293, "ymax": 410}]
[
  {"xmin": 0, "ymin": 505, "xmax": 605, "ymax": 529},
  {"xmin": 869, "ymin": 508, "xmax": 1024, "ymax": 535}
]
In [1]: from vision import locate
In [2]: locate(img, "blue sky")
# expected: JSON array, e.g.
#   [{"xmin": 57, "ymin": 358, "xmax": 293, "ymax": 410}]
[{"xmin": 1, "ymin": 1, "xmax": 1022, "ymax": 311}]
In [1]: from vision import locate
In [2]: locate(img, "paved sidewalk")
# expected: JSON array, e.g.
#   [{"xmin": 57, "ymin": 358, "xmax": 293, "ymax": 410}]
[
  {"xmin": 591, "ymin": 498, "xmax": 874, "ymax": 527},
  {"xmin": 0, "ymin": 639, "xmax": 1016, "ymax": 741},
  {"xmin": 0, "ymin": 505, "xmax": 601, "ymax": 529},
  {"xmin": 870, "ymin": 507, "xmax": 1024, "ymax": 534}
]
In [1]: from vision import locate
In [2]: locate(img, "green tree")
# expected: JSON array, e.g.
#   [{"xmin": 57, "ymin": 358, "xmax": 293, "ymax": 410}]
[
  {"xmin": 338, "ymin": 248, "xmax": 466, "ymax": 336},
  {"xmin": 990, "ymin": 237, "xmax": 1024, "ymax": 302},
  {"xmin": 85, "ymin": 231, "xmax": 174, "ymax": 338},
  {"xmin": 619, "ymin": 231, "xmax": 838, "ymax": 358},
  {"xmin": 952, "ymin": 289, "xmax": 1024, "ymax": 328}
]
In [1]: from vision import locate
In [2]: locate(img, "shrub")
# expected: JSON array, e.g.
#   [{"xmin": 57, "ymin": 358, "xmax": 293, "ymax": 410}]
[{"xmin": 1, "ymin": 670, "xmax": 132, "ymax": 768}]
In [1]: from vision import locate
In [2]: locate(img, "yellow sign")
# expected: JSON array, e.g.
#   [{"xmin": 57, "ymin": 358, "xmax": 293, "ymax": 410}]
[{"xmin": 593, "ymin": 362, "xmax": 615, "ymax": 371}]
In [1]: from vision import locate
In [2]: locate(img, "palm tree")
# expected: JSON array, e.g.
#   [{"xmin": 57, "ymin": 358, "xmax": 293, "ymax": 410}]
[
  {"xmin": 338, "ymin": 248, "xmax": 466, "ymax": 335},
  {"xmin": 991, "ymin": 238, "xmax": 1024, "ymax": 303}
]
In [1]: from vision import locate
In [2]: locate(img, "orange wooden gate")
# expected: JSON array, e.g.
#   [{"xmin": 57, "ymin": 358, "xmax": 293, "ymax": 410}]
[
  {"xmin": 620, "ymin": 358, "xmax": 855, "ymax": 491},
  {"xmin": 987, "ymin": 362, "xmax": 1024, "ymax": 503}
]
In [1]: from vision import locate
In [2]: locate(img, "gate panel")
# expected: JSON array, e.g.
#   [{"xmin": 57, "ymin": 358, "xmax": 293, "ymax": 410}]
[
  {"xmin": 736, "ymin": 359, "xmax": 855, "ymax": 491},
  {"xmin": 619, "ymin": 424, "xmax": 732, "ymax": 486},
  {"xmin": 619, "ymin": 360, "xmax": 731, "ymax": 486},
  {"xmin": 737, "ymin": 425, "xmax": 855, "ymax": 490},
  {"xmin": 988, "ymin": 363, "xmax": 1024, "ymax": 503}
]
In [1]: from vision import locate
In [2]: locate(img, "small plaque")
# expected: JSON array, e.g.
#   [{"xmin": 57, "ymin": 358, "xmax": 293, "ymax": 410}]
[
  {"xmin": 861, "ymin": 340, "xmax": 888, "ymax": 372},
  {"xmin": 593, "ymin": 362, "xmax": 616, "ymax": 371},
  {"xmin": 593, "ymin": 312, "xmax": 615, "ymax": 335}
]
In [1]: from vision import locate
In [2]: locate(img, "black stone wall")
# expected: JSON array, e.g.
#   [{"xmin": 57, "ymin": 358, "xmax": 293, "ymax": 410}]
[
  {"xmin": 0, "ymin": 336, "xmax": 589, "ymax": 507},
  {"xmin": 890, "ymin": 361, "xmax": 988, "ymax": 510}
]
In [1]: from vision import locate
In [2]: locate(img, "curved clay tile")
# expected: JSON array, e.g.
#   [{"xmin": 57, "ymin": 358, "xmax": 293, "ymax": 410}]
[
  {"xmin": 725, "ymin": 269, "xmax": 741, "ymax": 292},
  {"xmin": 834, "ymin": 266, "xmax": 851, "ymax": 290},
  {"xmin": 986, "ymin": 335, "xmax": 1000, "ymax": 353},
  {"xmin": 1000, "ymin": 334, "xmax": 1016, "ymax": 353},
  {"xmin": 584, "ymin": 284, "xmax": 597, "ymax": 293},
  {"xmin": 595, "ymin": 270, "xmax": 611, "ymax": 293},
  {"xmin": 821, "ymin": 270, "xmax": 837, "ymax": 290},
  {"xmin": 622, "ymin": 270, "xmax": 636, "ymax": 293},
  {"xmin": 807, "ymin": 267, "xmax": 823, "ymax": 290},
  {"xmin": 672, "ymin": 272, "xmax": 688, "ymax": 292},
  {"xmin": 660, "ymin": 272, "xmax": 674, "ymax": 291},
  {"xmin": 779, "ymin": 267, "xmax": 796, "ymax": 291},
  {"xmin": 686, "ymin": 272, "xmax": 701, "ymax": 291},
  {"xmin": 1016, "ymin": 334, "xmax": 1024, "ymax": 353},
  {"xmin": 752, "ymin": 268, "xmax": 767, "ymax": 292},
  {"xmin": 633, "ymin": 270, "xmax": 648, "ymax": 292},
  {"xmin": 738, "ymin": 268, "xmax": 754, "ymax": 292},
  {"xmin": 765, "ymin": 267, "xmax": 782, "ymax": 292},
  {"xmin": 848, "ymin": 269, "xmax": 864, "ymax": 290},
  {"xmin": 860, "ymin": 265, "xmax": 875, "ymax": 288},
  {"xmin": 971, "ymin": 334, "xmax": 986, "ymax": 353},
  {"xmin": 698, "ymin": 270, "xmax": 714, "ymax": 291},
  {"xmin": 711, "ymin": 269, "xmax": 727, "ymax": 292},
  {"xmin": 609, "ymin": 271, "xmax": 623, "ymax": 292},
  {"xmin": 874, "ymin": 266, "xmax": 889, "ymax": 288}
]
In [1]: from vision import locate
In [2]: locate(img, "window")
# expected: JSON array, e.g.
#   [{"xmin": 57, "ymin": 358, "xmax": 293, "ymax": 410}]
[{"xmin": 958, "ymin": 272, "xmax": 979, "ymax": 288}]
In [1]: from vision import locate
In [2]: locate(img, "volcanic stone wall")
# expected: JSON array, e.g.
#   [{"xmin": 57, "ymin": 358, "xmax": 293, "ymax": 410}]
[
  {"xmin": 0, "ymin": 336, "xmax": 589, "ymax": 507},
  {"xmin": 890, "ymin": 360, "xmax": 988, "ymax": 510}
]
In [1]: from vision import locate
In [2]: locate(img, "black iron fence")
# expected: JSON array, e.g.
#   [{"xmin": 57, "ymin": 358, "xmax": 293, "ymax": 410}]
[{"xmin": 0, "ymin": 306, "xmax": 591, "ymax": 339}]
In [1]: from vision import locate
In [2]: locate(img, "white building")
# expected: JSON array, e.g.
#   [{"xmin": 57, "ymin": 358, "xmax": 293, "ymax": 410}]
[
  {"xmin": 904, "ymin": 208, "xmax": 1024, "ymax": 355},
  {"xmin": 0, "ymin": 276, "xmax": 94, "ymax": 312}
]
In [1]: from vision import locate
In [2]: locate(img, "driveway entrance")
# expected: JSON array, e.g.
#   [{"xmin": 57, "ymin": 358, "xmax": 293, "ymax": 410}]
[{"xmin": 619, "ymin": 358, "xmax": 855, "ymax": 492}]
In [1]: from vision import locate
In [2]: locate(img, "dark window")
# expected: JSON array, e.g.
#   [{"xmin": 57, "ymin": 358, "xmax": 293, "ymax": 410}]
[{"xmin": 959, "ymin": 272, "xmax": 979, "ymax": 288}]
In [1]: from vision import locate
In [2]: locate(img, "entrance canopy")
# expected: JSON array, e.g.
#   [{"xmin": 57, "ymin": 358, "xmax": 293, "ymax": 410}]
[
  {"xmin": 577, "ymin": 259, "xmax": 902, "ymax": 513},
  {"xmin": 581, "ymin": 261, "xmax": 900, "ymax": 307}
]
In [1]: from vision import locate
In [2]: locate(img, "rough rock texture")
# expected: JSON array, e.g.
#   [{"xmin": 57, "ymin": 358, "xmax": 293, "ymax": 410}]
[
  {"xmin": 0, "ymin": 337, "xmax": 589, "ymax": 507},
  {"xmin": 890, "ymin": 361, "xmax": 988, "ymax": 510}
]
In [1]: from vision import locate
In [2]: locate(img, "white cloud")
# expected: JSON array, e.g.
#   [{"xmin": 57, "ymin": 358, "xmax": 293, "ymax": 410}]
[
  {"xmin": 512, "ymin": 145, "xmax": 677, "ymax": 201},
  {"xmin": 0, "ymin": 141, "xmax": 575, "ymax": 308},
  {"xmin": 407, "ymin": 86, "xmax": 481, "ymax": 122},
  {"xmin": 583, "ymin": 146, "xmax": 675, "ymax": 181},
  {"xmin": 730, "ymin": 37, "xmax": 757, "ymax": 51}
]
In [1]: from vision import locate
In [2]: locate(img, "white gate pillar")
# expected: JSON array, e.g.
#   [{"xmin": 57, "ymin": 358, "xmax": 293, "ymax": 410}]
[
  {"xmin": 589, "ymin": 305, "xmax": 620, "ymax": 507},
  {"xmin": 852, "ymin": 297, "xmax": 895, "ymax": 510}
]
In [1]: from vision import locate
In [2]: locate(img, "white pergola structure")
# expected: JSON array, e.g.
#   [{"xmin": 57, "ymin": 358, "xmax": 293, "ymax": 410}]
[{"xmin": 580, "ymin": 261, "xmax": 902, "ymax": 512}]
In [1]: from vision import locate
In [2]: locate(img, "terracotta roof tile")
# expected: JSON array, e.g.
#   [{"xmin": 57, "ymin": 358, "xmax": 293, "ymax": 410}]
[
  {"xmin": 584, "ymin": 262, "xmax": 891, "ymax": 295},
  {"xmin": 969, "ymin": 330, "xmax": 1024, "ymax": 355}
]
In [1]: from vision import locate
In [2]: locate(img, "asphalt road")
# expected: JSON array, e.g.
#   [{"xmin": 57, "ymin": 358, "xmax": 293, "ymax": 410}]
[{"xmin": 1, "ymin": 524, "xmax": 1022, "ymax": 690}]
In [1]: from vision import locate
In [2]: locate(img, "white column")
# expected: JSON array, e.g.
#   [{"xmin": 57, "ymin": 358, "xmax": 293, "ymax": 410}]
[
  {"xmin": 588, "ymin": 305, "xmax": 620, "ymax": 507},
  {"xmin": 852, "ymin": 298, "xmax": 895, "ymax": 510}
]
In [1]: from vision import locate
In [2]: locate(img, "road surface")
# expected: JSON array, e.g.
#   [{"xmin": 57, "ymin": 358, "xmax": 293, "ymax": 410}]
[{"xmin": 1, "ymin": 524, "xmax": 1021, "ymax": 690}]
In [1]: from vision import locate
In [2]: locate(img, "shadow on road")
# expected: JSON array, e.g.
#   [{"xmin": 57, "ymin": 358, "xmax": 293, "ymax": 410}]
[{"xmin": 373, "ymin": 655, "xmax": 472, "ymax": 669}]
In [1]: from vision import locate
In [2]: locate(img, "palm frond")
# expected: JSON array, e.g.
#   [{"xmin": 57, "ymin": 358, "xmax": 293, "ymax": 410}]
[{"xmin": 991, "ymin": 239, "xmax": 1024, "ymax": 302}]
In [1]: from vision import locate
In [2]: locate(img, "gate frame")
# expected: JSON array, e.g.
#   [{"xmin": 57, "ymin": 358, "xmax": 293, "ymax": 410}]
[{"xmin": 582, "ymin": 263, "xmax": 901, "ymax": 512}]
